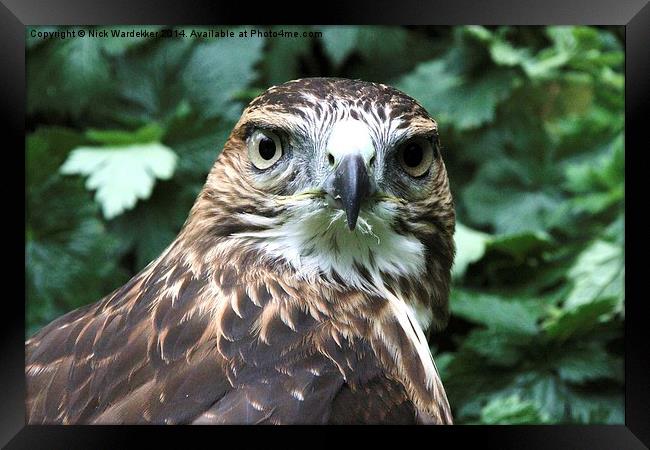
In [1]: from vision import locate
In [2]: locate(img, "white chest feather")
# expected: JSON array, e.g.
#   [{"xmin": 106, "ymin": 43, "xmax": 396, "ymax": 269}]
[{"xmin": 235, "ymin": 200, "xmax": 425, "ymax": 293}]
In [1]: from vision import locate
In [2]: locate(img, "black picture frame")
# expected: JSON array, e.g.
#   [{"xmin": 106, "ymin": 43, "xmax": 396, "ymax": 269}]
[{"xmin": 3, "ymin": 0, "xmax": 647, "ymax": 447}]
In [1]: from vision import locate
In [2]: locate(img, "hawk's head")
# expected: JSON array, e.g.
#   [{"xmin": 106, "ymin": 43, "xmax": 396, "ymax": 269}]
[{"xmin": 186, "ymin": 78, "xmax": 455, "ymax": 331}]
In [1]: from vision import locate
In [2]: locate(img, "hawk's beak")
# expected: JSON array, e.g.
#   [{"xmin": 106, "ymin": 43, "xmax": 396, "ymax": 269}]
[{"xmin": 325, "ymin": 154, "xmax": 374, "ymax": 231}]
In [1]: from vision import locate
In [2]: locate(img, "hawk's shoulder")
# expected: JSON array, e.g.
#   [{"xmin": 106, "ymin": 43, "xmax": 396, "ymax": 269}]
[
  {"xmin": 26, "ymin": 254, "xmax": 439, "ymax": 424},
  {"xmin": 26, "ymin": 260, "xmax": 231, "ymax": 424}
]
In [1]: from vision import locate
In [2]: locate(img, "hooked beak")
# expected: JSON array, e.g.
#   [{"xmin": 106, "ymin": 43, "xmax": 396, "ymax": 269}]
[{"xmin": 324, "ymin": 154, "xmax": 374, "ymax": 230}]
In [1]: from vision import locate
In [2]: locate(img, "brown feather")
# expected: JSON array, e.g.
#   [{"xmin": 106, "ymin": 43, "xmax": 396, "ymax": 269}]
[{"xmin": 26, "ymin": 78, "xmax": 455, "ymax": 424}]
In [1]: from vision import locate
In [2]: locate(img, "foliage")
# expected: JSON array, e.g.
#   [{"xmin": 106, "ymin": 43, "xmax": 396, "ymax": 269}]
[
  {"xmin": 26, "ymin": 25, "xmax": 624, "ymax": 424},
  {"xmin": 60, "ymin": 124, "xmax": 178, "ymax": 219}
]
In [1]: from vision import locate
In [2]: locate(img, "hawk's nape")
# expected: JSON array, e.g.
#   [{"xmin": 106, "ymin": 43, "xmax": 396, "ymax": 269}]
[{"xmin": 26, "ymin": 78, "xmax": 456, "ymax": 424}]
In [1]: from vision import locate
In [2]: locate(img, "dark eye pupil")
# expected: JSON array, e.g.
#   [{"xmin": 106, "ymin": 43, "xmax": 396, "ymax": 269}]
[
  {"xmin": 403, "ymin": 144, "xmax": 423, "ymax": 167},
  {"xmin": 258, "ymin": 137, "xmax": 276, "ymax": 160}
]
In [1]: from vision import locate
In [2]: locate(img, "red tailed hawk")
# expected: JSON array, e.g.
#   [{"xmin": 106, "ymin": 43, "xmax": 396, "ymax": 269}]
[{"xmin": 26, "ymin": 78, "xmax": 455, "ymax": 424}]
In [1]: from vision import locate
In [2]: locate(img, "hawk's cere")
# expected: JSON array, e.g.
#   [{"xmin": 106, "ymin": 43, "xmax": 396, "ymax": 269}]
[{"xmin": 26, "ymin": 78, "xmax": 456, "ymax": 424}]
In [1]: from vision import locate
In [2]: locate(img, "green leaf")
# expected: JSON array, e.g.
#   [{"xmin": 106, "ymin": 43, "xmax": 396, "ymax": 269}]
[
  {"xmin": 114, "ymin": 38, "xmax": 196, "ymax": 124},
  {"xmin": 27, "ymin": 127, "xmax": 88, "ymax": 188},
  {"xmin": 464, "ymin": 186, "xmax": 562, "ymax": 234},
  {"xmin": 462, "ymin": 160, "xmax": 564, "ymax": 234},
  {"xmin": 517, "ymin": 372, "xmax": 567, "ymax": 420},
  {"xmin": 27, "ymin": 33, "xmax": 112, "ymax": 116},
  {"xmin": 565, "ymin": 239, "xmax": 624, "ymax": 310},
  {"xmin": 480, "ymin": 395, "xmax": 548, "ymax": 424},
  {"xmin": 490, "ymin": 39, "xmax": 533, "ymax": 68},
  {"xmin": 513, "ymin": 371, "xmax": 623, "ymax": 423},
  {"xmin": 556, "ymin": 344, "xmax": 623, "ymax": 384},
  {"xmin": 564, "ymin": 135, "xmax": 623, "ymax": 192},
  {"xmin": 320, "ymin": 26, "xmax": 438, "ymax": 81},
  {"xmin": 550, "ymin": 107, "xmax": 623, "ymax": 160},
  {"xmin": 437, "ymin": 350, "xmax": 519, "ymax": 420},
  {"xmin": 183, "ymin": 30, "xmax": 264, "ymax": 120},
  {"xmin": 543, "ymin": 296, "xmax": 618, "ymax": 341},
  {"xmin": 110, "ymin": 181, "xmax": 193, "ymax": 270},
  {"xmin": 463, "ymin": 25, "xmax": 493, "ymax": 43},
  {"xmin": 397, "ymin": 60, "xmax": 516, "ymax": 130},
  {"xmin": 262, "ymin": 27, "xmax": 313, "ymax": 85},
  {"xmin": 85, "ymin": 123, "xmax": 166, "ymax": 146},
  {"xmin": 27, "ymin": 129, "xmax": 127, "ymax": 335},
  {"xmin": 355, "ymin": 27, "xmax": 421, "ymax": 66},
  {"xmin": 487, "ymin": 230, "xmax": 554, "ymax": 261},
  {"xmin": 563, "ymin": 134, "xmax": 624, "ymax": 215},
  {"xmin": 27, "ymin": 214, "xmax": 127, "ymax": 336},
  {"xmin": 60, "ymin": 141, "xmax": 178, "ymax": 219},
  {"xmin": 321, "ymin": 26, "xmax": 360, "ymax": 66},
  {"xmin": 451, "ymin": 290, "xmax": 539, "ymax": 335},
  {"xmin": 567, "ymin": 387, "xmax": 624, "ymax": 424},
  {"xmin": 463, "ymin": 328, "xmax": 529, "ymax": 367},
  {"xmin": 524, "ymin": 27, "xmax": 623, "ymax": 82},
  {"xmin": 351, "ymin": 28, "xmax": 441, "ymax": 82},
  {"xmin": 453, "ymin": 223, "xmax": 491, "ymax": 279},
  {"xmin": 603, "ymin": 214, "xmax": 624, "ymax": 245},
  {"xmin": 165, "ymin": 114, "xmax": 233, "ymax": 179}
]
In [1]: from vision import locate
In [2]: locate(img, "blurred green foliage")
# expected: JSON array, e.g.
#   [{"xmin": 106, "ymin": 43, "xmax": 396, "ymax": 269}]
[{"xmin": 26, "ymin": 25, "xmax": 624, "ymax": 424}]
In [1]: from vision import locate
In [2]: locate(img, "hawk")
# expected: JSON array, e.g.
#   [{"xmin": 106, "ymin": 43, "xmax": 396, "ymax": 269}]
[{"xmin": 26, "ymin": 78, "xmax": 456, "ymax": 424}]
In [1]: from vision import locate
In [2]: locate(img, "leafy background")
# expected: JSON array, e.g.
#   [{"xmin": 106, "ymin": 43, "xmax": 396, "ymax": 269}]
[{"xmin": 26, "ymin": 26, "xmax": 624, "ymax": 424}]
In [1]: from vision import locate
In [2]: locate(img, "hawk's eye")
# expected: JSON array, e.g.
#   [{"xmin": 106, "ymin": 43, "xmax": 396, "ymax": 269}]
[
  {"xmin": 397, "ymin": 138, "xmax": 434, "ymax": 178},
  {"xmin": 248, "ymin": 130, "xmax": 283, "ymax": 170}
]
